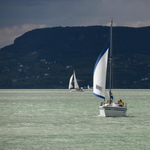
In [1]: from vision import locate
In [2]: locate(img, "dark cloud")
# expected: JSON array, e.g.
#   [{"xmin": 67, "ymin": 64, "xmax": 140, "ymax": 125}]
[
  {"xmin": 1, "ymin": 0, "xmax": 150, "ymax": 28},
  {"xmin": 0, "ymin": 0, "xmax": 150, "ymax": 48}
]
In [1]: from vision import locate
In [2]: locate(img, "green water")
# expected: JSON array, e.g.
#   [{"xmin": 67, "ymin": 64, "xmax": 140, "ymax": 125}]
[{"xmin": 0, "ymin": 89, "xmax": 150, "ymax": 150}]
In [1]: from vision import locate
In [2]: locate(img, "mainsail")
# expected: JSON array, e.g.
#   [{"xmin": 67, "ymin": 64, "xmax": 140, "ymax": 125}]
[
  {"xmin": 73, "ymin": 71, "xmax": 79, "ymax": 89},
  {"xmin": 93, "ymin": 44, "xmax": 109, "ymax": 99}
]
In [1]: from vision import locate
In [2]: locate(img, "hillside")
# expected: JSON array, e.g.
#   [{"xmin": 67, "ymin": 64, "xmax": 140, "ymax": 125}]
[{"xmin": 0, "ymin": 26, "xmax": 150, "ymax": 89}]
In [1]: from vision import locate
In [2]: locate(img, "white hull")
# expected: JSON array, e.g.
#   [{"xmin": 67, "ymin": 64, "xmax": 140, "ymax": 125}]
[
  {"xmin": 70, "ymin": 89, "xmax": 84, "ymax": 92},
  {"xmin": 99, "ymin": 104, "xmax": 127, "ymax": 117}
]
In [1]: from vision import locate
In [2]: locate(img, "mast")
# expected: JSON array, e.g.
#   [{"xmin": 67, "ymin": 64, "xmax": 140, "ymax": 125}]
[{"xmin": 109, "ymin": 19, "xmax": 113, "ymax": 100}]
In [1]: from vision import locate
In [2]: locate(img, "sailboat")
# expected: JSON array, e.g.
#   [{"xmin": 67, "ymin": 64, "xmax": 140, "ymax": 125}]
[
  {"xmin": 68, "ymin": 71, "xmax": 84, "ymax": 92},
  {"xmin": 87, "ymin": 85, "xmax": 90, "ymax": 89},
  {"xmin": 93, "ymin": 19, "xmax": 127, "ymax": 117}
]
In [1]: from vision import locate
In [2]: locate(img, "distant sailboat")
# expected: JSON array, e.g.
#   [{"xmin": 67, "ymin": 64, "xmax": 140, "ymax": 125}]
[
  {"xmin": 87, "ymin": 85, "xmax": 90, "ymax": 89},
  {"xmin": 93, "ymin": 19, "xmax": 127, "ymax": 117},
  {"xmin": 68, "ymin": 71, "xmax": 84, "ymax": 92}
]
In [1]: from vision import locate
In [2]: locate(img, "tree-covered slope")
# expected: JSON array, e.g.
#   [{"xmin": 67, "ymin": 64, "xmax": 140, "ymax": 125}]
[{"xmin": 0, "ymin": 26, "xmax": 150, "ymax": 89}]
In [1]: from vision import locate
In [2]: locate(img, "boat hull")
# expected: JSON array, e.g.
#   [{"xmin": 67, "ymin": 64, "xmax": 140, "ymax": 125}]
[
  {"xmin": 70, "ymin": 89, "xmax": 84, "ymax": 92},
  {"xmin": 99, "ymin": 106, "xmax": 127, "ymax": 117}
]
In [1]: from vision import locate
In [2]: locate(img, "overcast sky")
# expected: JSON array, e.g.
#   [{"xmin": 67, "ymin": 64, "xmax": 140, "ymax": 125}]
[{"xmin": 0, "ymin": 0, "xmax": 150, "ymax": 49}]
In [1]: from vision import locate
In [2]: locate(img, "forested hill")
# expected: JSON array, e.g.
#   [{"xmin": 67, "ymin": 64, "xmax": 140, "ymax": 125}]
[{"xmin": 0, "ymin": 25, "xmax": 150, "ymax": 89}]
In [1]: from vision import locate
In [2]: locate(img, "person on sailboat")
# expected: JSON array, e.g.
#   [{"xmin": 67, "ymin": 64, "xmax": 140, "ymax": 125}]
[
  {"xmin": 118, "ymin": 99, "xmax": 124, "ymax": 106},
  {"xmin": 110, "ymin": 93, "xmax": 113, "ymax": 100},
  {"xmin": 107, "ymin": 91, "xmax": 113, "ymax": 100}
]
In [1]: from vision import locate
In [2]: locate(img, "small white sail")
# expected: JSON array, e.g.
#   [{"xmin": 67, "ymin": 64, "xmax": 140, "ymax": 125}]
[
  {"xmin": 93, "ymin": 44, "xmax": 109, "ymax": 99},
  {"xmin": 68, "ymin": 74, "xmax": 74, "ymax": 89},
  {"xmin": 73, "ymin": 71, "xmax": 79, "ymax": 89}
]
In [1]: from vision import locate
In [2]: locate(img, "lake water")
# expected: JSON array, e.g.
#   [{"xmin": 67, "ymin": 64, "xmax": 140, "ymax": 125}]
[{"xmin": 0, "ymin": 89, "xmax": 150, "ymax": 150}]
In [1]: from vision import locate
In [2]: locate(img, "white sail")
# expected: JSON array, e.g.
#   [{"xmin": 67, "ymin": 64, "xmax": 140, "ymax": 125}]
[
  {"xmin": 73, "ymin": 71, "xmax": 79, "ymax": 89},
  {"xmin": 93, "ymin": 44, "xmax": 109, "ymax": 99},
  {"xmin": 68, "ymin": 74, "xmax": 74, "ymax": 89}
]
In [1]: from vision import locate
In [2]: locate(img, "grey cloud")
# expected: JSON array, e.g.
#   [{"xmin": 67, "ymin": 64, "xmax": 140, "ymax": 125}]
[{"xmin": 0, "ymin": 0, "xmax": 150, "ymax": 48}]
